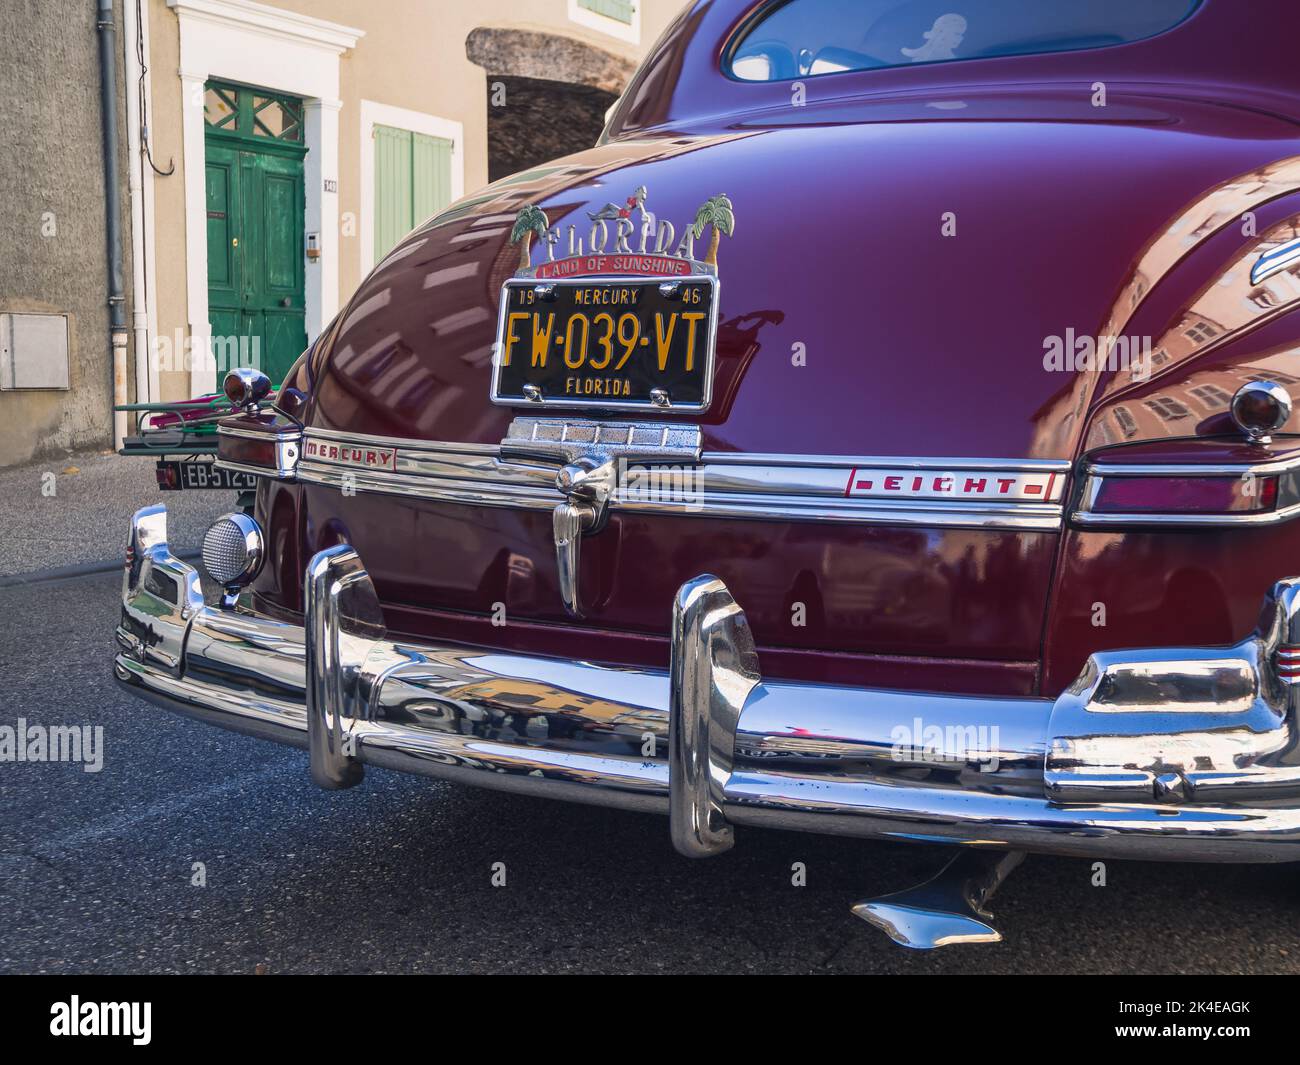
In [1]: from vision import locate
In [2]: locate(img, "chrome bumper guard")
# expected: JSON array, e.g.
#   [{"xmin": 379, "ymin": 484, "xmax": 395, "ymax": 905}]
[{"xmin": 115, "ymin": 505, "xmax": 1300, "ymax": 862}]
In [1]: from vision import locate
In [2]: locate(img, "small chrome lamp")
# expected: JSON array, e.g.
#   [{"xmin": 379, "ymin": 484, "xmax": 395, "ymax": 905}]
[{"xmin": 1231, "ymin": 380, "xmax": 1292, "ymax": 445}]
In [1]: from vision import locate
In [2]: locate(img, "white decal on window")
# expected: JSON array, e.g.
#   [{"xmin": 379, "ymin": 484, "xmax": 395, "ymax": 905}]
[{"xmin": 901, "ymin": 13, "xmax": 967, "ymax": 62}]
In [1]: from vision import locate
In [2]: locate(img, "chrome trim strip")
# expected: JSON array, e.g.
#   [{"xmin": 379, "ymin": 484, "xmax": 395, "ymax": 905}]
[
  {"xmin": 297, "ymin": 427, "xmax": 1069, "ymax": 531},
  {"xmin": 299, "ymin": 429, "xmax": 1077, "ymax": 473},
  {"xmin": 217, "ymin": 424, "xmax": 303, "ymax": 442},
  {"xmin": 1074, "ymin": 503, "xmax": 1300, "ymax": 528},
  {"xmin": 297, "ymin": 461, "xmax": 558, "ymax": 510},
  {"xmin": 1251, "ymin": 235, "xmax": 1300, "ymax": 285},
  {"xmin": 113, "ymin": 506, "xmax": 1300, "ymax": 863},
  {"xmin": 616, "ymin": 491, "xmax": 1065, "ymax": 529},
  {"xmin": 706, "ymin": 453, "xmax": 1071, "ymax": 471},
  {"xmin": 306, "ymin": 424, "xmax": 499, "ymax": 455},
  {"xmin": 1087, "ymin": 454, "xmax": 1300, "ymax": 478},
  {"xmin": 217, "ymin": 459, "xmax": 295, "ymax": 481}
]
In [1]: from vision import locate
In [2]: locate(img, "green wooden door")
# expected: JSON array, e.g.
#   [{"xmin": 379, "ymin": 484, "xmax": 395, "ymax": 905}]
[{"xmin": 204, "ymin": 81, "xmax": 306, "ymax": 383}]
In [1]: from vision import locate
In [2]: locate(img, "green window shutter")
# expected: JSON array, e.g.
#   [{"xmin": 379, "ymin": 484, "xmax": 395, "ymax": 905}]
[
  {"xmin": 412, "ymin": 132, "xmax": 453, "ymax": 224},
  {"xmin": 374, "ymin": 125, "xmax": 454, "ymax": 263},
  {"xmin": 373, "ymin": 124, "xmax": 413, "ymax": 263},
  {"xmin": 579, "ymin": 0, "xmax": 634, "ymax": 24}
]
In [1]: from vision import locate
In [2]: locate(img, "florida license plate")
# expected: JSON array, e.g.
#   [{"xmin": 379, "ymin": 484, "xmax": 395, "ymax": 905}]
[{"xmin": 491, "ymin": 276, "xmax": 718, "ymax": 412}]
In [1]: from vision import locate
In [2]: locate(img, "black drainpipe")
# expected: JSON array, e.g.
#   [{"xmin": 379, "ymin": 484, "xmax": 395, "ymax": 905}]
[{"xmin": 97, "ymin": 0, "xmax": 128, "ymax": 443}]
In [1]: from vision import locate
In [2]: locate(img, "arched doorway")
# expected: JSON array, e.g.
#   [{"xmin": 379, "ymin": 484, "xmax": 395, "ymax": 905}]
[{"xmin": 466, "ymin": 28, "xmax": 635, "ymax": 182}]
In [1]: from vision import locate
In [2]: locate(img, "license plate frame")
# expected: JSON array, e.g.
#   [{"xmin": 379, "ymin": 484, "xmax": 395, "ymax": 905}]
[{"xmin": 490, "ymin": 274, "xmax": 720, "ymax": 413}]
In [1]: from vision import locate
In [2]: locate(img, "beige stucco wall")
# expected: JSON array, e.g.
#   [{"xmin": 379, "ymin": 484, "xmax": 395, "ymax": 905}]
[{"xmin": 145, "ymin": 0, "xmax": 683, "ymax": 400}]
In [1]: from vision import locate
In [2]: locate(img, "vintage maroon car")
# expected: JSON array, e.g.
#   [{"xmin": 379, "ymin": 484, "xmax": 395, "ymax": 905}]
[{"xmin": 117, "ymin": 0, "xmax": 1300, "ymax": 948}]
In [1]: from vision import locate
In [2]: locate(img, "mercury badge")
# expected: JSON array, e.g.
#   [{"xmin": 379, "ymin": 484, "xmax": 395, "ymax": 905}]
[{"xmin": 508, "ymin": 186, "xmax": 735, "ymax": 278}]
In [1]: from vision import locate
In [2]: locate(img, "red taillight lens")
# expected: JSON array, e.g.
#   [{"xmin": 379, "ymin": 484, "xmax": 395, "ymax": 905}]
[
  {"xmin": 215, "ymin": 415, "xmax": 300, "ymax": 480},
  {"xmin": 1092, "ymin": 475, "xmax": 1279, "ymax": 515},
  {"xmin": 218, "ymin": 434, "xmax": 279, "ymax": 469},
  {"xmin": 1279, "ymin": 646, "xmax": 1300, "ymax": 683}
]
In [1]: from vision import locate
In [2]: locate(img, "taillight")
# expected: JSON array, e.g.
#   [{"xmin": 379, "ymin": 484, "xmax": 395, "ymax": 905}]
[
  {"xmin": 1279, "ymin": 644, "xmax": 1300, "ymax": 684},
  {"xmin": 1076, "ymin": 458, "xmax": 1298, "ymax": 527},
  {"xmin": 1090, "ymin": 474, "xmax": 1279, "ymax": 515},
  {"xmin": 219, "ymin": 434, "xmax": 279, "ymax": 468},
  {"xmin": 216, "ymin": 418, "xmax": 300, "ymax": 480}
]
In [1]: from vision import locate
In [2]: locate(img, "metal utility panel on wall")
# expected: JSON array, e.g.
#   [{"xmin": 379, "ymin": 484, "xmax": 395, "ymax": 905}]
[{"xmin": 0, "ymin": 313, "xmax": 71, "ymax": 391}]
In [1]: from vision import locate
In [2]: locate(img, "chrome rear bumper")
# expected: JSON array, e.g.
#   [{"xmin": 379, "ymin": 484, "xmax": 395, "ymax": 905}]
[{"xmin": 115, "ymin": 505, "xmax": 1300, "ymax": 862}]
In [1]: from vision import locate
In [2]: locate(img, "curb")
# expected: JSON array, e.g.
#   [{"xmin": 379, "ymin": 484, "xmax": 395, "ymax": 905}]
[{"xmin": 0, "ymin": 549, "xmax": 202, "ymax": 589}]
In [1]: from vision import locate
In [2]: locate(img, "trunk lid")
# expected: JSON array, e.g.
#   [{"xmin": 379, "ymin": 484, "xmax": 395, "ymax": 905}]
[{"xmin": 301, "ymin": 89, "xmax": 1300, "ymax": 690}]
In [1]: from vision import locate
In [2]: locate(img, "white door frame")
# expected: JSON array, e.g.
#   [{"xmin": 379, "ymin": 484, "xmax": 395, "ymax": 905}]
[
  {"xmin": 169, "ymin": 0, "xmax": 363, "ymax": 394},
  {"xmin": 359, "ymin": 100, "xmax": 465, "ymax": 279}
]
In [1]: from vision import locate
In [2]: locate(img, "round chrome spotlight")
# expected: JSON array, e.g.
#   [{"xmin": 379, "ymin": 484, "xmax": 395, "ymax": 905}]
[
  {"xmin": 1231, "ymin": 380, "xmax": 1293, "ymax": 444},
  {"xmin": 223, "ymin": 367, "xmax": 272, "ymax": 411},
  {"xmin": 201, "ymin": 513, "xmax": 265, "ymax": 590}
]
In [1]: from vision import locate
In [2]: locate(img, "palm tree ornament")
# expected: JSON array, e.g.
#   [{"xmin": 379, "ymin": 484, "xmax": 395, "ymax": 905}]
[
  {"xmin": 691, "ymin": 194, "xmax": 735, "ymax": 267},
  {"xmin": 510, "ymin": 205, "xmax": 549, "ymax": 270}
]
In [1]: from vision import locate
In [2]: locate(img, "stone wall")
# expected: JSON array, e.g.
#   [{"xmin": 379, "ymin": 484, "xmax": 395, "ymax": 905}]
[{"xmin": 0, "ymin": 0, "xmax": 133, "ymax": 466}]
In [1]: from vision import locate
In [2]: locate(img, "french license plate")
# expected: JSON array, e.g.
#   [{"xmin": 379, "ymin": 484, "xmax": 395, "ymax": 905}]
[
  {"xmin": 157, "ymin": 460, "xmax": 257, "ymax": 492},
  {"xmin": 492, "ymin": 276, "xmax": 718, "ymax": 411}
]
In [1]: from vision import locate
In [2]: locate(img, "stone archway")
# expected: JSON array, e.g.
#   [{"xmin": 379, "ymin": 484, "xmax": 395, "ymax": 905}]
[
  {"xmin": 466, "ymin": 27, "xmax": 635, "ymax": 182},
  {"xmin": 466, "ymin": 27, "xmax": 636, "ymax": 94}
]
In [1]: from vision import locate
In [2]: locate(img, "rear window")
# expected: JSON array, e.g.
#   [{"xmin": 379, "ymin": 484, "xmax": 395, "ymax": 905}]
[{"xmin": 729, "ymin": 0, "xmax": 1201, "ymax": 81}]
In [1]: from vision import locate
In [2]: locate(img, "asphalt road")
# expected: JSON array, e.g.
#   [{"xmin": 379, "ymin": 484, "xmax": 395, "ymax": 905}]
[
  {"xmin": 0, "ymin": 451, "xmax": 228, "ymax": 577},
  {"xmin": 3, "ymin": 569, "xmax": 1300, "ymax": 974}
]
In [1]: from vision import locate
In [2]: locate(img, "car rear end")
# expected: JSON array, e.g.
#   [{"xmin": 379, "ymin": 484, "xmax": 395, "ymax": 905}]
[{"xmin": 115, "ymin": 0, "xmax": 1300, "ymax": 872}]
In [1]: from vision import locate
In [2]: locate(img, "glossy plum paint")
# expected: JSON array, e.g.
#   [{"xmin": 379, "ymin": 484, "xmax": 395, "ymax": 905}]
[
  {"xmin": 309, "ymin": 92, "xmax": 1300, "ymax": 460},
  {"xmin": 1043, "ymin": 520, "xmax": 1300, "ymax": 694},
  {"xmin": 297, "ymin": 479, "xmax": 1052, "ymax": 666},
  {"xmin": 256, "ymin": 0, "xmax": 1300, "ymax": 698}
]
